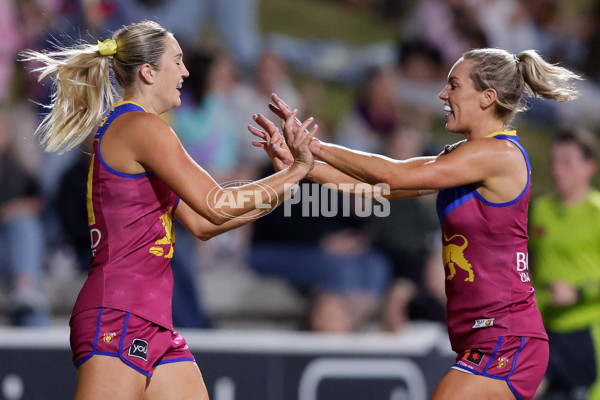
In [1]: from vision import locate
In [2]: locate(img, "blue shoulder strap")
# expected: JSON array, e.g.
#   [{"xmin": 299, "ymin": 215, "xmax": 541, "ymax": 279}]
[{"xmin": 95, "ymin": 102, "xmax": 146, "ymax": 139}]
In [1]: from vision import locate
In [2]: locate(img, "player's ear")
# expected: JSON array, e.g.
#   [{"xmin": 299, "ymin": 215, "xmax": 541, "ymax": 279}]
[
  {"xmin": 139, "ymin": 63, "xmax": 155, "ymax": 84},
  {"xmin": 481, "ymin": 88, "xmax": 497, "ymax": 109}
]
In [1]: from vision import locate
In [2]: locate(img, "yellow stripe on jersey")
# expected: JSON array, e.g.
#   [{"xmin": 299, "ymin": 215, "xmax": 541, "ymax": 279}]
[
  {"xmin": 486, "ymin": 130, "xmax": 517, "ymax": 138},
  {"xmin": 87, "ymin": 151, "xmax": 96, "ymax": 226},
  {"xmin": 114, "ymin": 100, "xmax": 147, "ymax": 111}
]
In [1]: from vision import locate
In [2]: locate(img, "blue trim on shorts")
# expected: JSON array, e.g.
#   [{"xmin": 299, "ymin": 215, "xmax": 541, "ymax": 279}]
[
  {"xmin": 452, "ymin": 336, "xmax": 525, "ymax": 400},
  {"xmin": 76, "ymin": 308, "xmax": 108, "ymax": 367},
  {"xmin": 118, "ymin": 312, "xmax": 153, "ymax": 377},
  {"xmin": 483, "ymin": 336, "xmax": 503, "ymax": 373},
  {"xmin": 93, "ymin": 308, "xmax": 103, "ymax": 350},
  {"xmin": 154, "ymin": 357, "xmax": 196, "ymax": 367},
  {"xmin": 506, "ymin": 337, "xmax": 526, "ymax": 400},
  {"xmin": 76, "ymin": 308, "xmax": 195, "ymax": 377},
  {"xmin": 76, "ymin": 308, "xmax": 152, "ymax": 377}
]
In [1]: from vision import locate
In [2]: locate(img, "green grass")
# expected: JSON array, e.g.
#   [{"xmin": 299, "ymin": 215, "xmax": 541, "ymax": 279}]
[
  {"xmin": 259, "ymin": 0, "xmax": 399, "ymax": 130},
  {"xmin": 260, "ymin": 0, "xmax": 396, "ymax": 44}
]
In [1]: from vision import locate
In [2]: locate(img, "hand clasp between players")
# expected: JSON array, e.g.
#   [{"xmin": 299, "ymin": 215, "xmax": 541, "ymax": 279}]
[{"xmin": 248, "ymin": 96, "xmax": 319, "ymax": 172}]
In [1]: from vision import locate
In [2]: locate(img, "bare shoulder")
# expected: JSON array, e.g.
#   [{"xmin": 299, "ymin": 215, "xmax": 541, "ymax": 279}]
[
  {"xmin": 112, "ymin": 112, "xmax": 172, "ymax": 138},
  {"xmin": 111, "ymin": 112, "xmax": 182, "ymax": 150},
  {"xmin": 479, "ymin": 136, "xmax": 525, "ymax": 163},
  {"xmin": 445, "ymin": 136, "xmax": 521, "ymax": 158},
  {"xmin": 436, "ymin": 136, "xmax": 525, "ymax": 177},
  {"xmin": 101, "ymin": 111, "xmax": 183, "ymax": 174}
]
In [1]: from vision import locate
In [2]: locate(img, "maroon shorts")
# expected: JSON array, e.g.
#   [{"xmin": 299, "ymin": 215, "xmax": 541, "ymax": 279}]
[
  {"xmin": 452, "ymin": 336, "xmax": 549, "ymax": 400},
  {"xmin": 70, "ymin": 308, "xmax": 195, "ymax": 377}
]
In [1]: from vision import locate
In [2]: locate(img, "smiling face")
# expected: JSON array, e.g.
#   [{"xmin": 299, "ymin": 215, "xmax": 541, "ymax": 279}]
[
  {"xmin": 152, "ymin": 35, "xmax": 189, "ymax": 113},
  {"xmin": 438, "ymin": 58, "xmax": 487, "ymax": 136}
]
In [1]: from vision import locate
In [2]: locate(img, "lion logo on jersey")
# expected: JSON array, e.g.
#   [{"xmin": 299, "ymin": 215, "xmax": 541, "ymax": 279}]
[
  {"xmin": 443, "ymin": 231, "xmax": 474, "ymax": 282},
  {"xmin": 149, "ymin": 207, "xmax": 175, "ymax": 258}
]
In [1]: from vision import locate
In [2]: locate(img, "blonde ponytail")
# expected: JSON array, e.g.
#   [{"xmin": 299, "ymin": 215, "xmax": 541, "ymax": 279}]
[
  {"xmin": 21, "ymin": 20, "xmax": 170, "ymax": 154},
  {"xmin": 463, "ymin": 48, "xmax": 581, "ymax": 124},
  {"xmin": 516, "ymin": 50, "xmax": 581, "ymax": 102},
  {"xmin": 20, "ymin": 44, "xmax": 116, "ymax": 154}
]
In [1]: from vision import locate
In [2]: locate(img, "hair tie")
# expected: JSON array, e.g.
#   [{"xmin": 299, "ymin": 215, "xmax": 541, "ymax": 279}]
[
  {"xmin": 514, "ymin": 54, "xmax": 523, "ymax": 72},
  {"xmin": 97, "ymin": 39, "xmax": 117, "ymax": 56}
]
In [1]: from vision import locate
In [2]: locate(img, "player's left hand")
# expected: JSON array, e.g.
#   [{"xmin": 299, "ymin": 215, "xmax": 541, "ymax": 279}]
[{"xmin": 248, "ymin": 113, "xmax": 293, "ymax": 171}]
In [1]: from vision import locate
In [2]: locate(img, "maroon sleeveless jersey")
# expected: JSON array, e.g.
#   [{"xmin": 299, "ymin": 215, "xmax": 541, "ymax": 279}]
[
  {"xmin": 71, "ymin": 101, "xmax": 179, "ymax": 330},
  {"xmin": 436, "ymin": 132, "xmax": 547, "ymax": 352}
]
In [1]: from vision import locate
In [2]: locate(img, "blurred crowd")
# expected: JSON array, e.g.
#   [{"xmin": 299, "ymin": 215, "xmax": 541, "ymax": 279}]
[{"xmin": 1, "ymin": 0, "xmax": 600, "ymax": 344}]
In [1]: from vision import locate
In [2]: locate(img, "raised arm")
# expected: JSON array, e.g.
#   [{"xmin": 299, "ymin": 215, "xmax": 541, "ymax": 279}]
[
  {"xmin": 249, "ymin": 112, "xmax": 428, "ymax": 200},
  {"xmin": 269, "ymin": 93, "xmax": 527, "ymax": 202},
  {"xmin": 105, "ymin": 111, "xmax": 315, "ymax": 232}
]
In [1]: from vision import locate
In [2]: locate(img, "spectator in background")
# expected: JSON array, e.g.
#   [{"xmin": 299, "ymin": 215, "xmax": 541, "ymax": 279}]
[
  {"xmin": 0, "ymin": 110, "xmax": 48, "ymax": 326},
  {"xmin": 470, "ymin": 0, "xmax": 555, "ymax": 57},
  {"xmin": 366, "ymin": 126, "xmax": 443, "ymax": 331},
  {"xmin": 530, "ymin": 128, "xmax": 600, "ymax": 400},
  {"xmin": 578, "ymin": 0, "xmax": 600, "ymax": 83},
  {"xmin": 234, "ymin": 50, "xmax": 304, "ymax": 168},
  {"xmin": 401, "ymin": 0, "xmax": 488, "ymax": 69},
  {"xmin": 0, "ymin": 0, "xmax": 22, "ymax": 104},
  {"xmin": 173, "ymin": 48, "xmax": 252, "ymax": 328},
  {"xmin": 335, "ymin": 66, "xmax": 400, "ymax": 153},
  {"xmin": 90, "ymin": 0, "xmax": 261, "ymax": 71},
  {"xmin": 57, "ymin": 143, "xmax": 92, "ymax": 273},
  {"xmin": 394, "ymin": 39, "xmax": 447, "ymax": 125},
  {"xmin": 250, "ymin": 121, "xmax": 391, "ymax": 333},
  {"xmin": 174, "ymin": 49, "xmax": 245, "ymax": 180}
]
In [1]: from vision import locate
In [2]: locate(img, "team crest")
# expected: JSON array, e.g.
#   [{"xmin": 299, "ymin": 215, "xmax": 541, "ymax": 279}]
[
  {"xmin": 102, "ymin": 332, "xmax": 116, "ymax": 344},
  {"xmin": 497, "ymin": 357, "xmax": 510, "ymax": 369}
]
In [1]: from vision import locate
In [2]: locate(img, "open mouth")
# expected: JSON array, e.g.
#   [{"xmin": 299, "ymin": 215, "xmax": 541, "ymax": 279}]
[{"xmin": 443, "ymin": 105, "xmax": 452, "ymax": 114}]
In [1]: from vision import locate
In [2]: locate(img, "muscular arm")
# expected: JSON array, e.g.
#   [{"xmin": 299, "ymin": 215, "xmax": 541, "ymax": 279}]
[
  {"xmin": 249, "ymin": 113, "xmax": 426, "ymax": 200},
  {"xmin": 269, "ymin": 93, "xmax": 527, "ymax": 202},
  {"xmin": 311, "ymin": 137, "xmax": 527, "ymax": 202},
  {"xmin": 308, "ymin": 160, "xmax": 428, "ymax": 200},
  {"xmin": 102, "ymin": 112, "xmax": 309, "ymax": 228},
  {"xmin": 174, "ymin": 195, "xmax": 279, "ymax": 241}
]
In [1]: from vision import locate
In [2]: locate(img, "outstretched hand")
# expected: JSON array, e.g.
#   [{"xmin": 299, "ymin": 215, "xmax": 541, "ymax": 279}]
[
  {"xmin": 268, "ymin": 93, "xmax": 321, "ymax": 156},
  {"xmin": 248, "ymin": 111, "xmax": 317, "ymax": 173},
  {"xmin": 282, "ymin": 109, "xmax": 318, "ymax": 172},
  {"xmin": 268, "ymin": 93, "xmax": 297, "ymax": 122},
  {"xmin": 248, "ymin": 113, "xmax": 292, "ymax": 171}
]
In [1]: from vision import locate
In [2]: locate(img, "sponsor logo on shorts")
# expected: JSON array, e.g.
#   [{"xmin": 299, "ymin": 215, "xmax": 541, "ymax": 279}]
[
  {"xmin": 128, "ymin": 338, "xmax": 149, "ymax": 361},
  {"xmin": 472, "ymin": 318, "xmax": 494, "ymax": 328},
  {"xmin": 463, "ymin": 349, "xmax": 484, "ymax": 366},
  {"xmin": 497, "ymin": 357, "xmax": 510, "ymax": 369},
  {"xmin": 102, "ymin": 332, "xmax": 117, "ymax": 344}
]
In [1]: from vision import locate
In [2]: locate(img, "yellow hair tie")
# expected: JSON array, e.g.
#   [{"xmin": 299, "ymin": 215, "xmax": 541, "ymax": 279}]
[{"xmin": 97, "ymin": 39, "xmax": 117, "ymax": 56}]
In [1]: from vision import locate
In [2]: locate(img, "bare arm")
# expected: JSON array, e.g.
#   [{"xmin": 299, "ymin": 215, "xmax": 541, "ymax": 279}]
[
  {"xmin": 103, "ymin": 112, "xmax": 314, "ymax": 228},
  {"xmin": 174, "ymin": 194, "xmax": 281, "ymax": 241},
  {"xmin": 249, "ymin": 113, "xmax": 428, "ymax": 200},
  {"xmin": 270, "ymin": 94, "xmax": 527, "ymax": 202}
]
